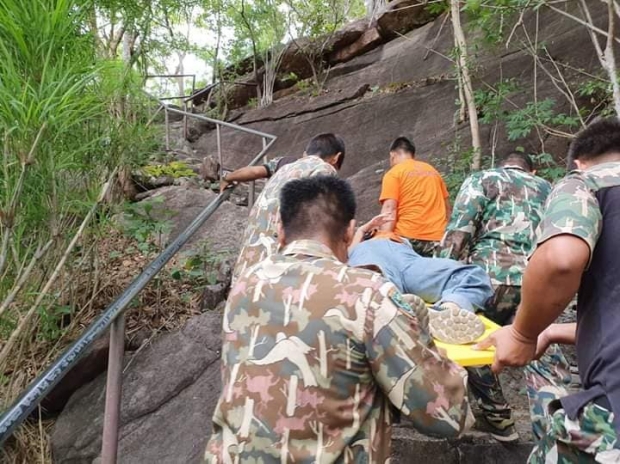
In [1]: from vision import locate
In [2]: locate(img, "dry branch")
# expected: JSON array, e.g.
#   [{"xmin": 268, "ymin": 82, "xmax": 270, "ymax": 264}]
[
  {"xmin": 0, "ymin": 169, "xmax": 118, "ymax": 369},
  {"xmin": 450, "ymin": 0, "xmax": 482, "ymax": 170}
]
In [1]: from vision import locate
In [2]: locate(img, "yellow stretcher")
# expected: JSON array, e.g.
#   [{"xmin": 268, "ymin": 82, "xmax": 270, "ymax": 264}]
[{"xmin": 433, "ymin": 315, "xmax": 500, "ymax": 367}]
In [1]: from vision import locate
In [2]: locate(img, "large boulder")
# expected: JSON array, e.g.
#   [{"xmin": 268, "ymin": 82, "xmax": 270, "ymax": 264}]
[
  {"xmin": 376, "ymin": 0, "xmax": 440, "ymax": 39},
  {"xmin": 329, "ymin": 27, "xmax": 384, "ymax": 64},
  {"xmin": 51, "ymin": 311, "xmax": 224, "ymax": 463},
  {"xmin": 325, "ymin": 17, "xmax": 371, "ymax": 53},
  {"xmin": 42, "ymin": 335, "xmax": 110, "ymax": 416},
  {"xmin": 136, "ymin": 185, "xmax": 249, "ymax": 253}
]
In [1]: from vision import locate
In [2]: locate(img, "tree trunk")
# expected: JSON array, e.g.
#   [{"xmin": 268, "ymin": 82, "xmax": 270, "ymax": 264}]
[
  {"xmin": 450, "ymin": 0, "xmax": 482, "ymax": 170},
  {"xmin": 176, "ymin": 53, "xmax": 186, "ymax": 97},
  {"xmin": 576, "ymin": 0, "xmax": 620, "ymax": 117}
]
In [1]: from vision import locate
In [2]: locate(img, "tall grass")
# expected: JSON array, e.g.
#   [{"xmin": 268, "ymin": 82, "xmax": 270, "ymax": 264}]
[{"xmin": 0, "ymin": 0, "xmax": 158, "ymax": 412}]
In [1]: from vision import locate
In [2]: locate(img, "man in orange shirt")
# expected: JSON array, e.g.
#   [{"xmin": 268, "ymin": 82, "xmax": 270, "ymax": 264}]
[{"xmin": 379, "ymin": 137, "xmax": 451, "ymax": 256}]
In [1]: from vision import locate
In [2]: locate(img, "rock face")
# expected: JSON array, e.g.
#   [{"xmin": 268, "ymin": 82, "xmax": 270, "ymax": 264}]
[
  {"xmin": 191, "ymin": 4, "xmax": 604, "ymax": 221},
  {"xmin": 137, "ymin": 184, "xmax": 249, "ymax": 254},
  {"xmin": 51, "ymin": 311, "xmax": 223, "ymax": 463}
]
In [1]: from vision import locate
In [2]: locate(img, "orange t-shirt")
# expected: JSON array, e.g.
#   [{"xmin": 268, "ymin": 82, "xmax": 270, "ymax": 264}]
[{"xmin": 380, "ymin": 159, "xmax": 449, "ymax": 241}]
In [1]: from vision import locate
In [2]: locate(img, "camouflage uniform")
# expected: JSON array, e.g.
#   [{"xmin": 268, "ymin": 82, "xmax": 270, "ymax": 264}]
[
  {"xmin": 231, "ymin": 156, "xmax": 336, "ymax": 284},
  {"xmin": 526, "ymin": 346, "xmax": 619, "ymax": 462},
  {"xmin": 526, "ymin": 162, "xmax": 620, "ymax": 462},
  {"xmin": 408, "ymin": 238, "xmax": 439, "ymax": 258},
  {"xmin": 205, "ymin": 240, "xmax": 474, "ymax": 463},
  {"xmin": 440, "ymin": 166, "xmax": 552, "ymax": 434}
]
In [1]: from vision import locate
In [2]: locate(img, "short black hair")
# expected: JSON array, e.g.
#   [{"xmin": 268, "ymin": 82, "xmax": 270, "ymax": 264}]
[
  {"xmin": 389, "ymin": 137, "xmax": 416, "ymax": 156},
  {"xmin": 305, "ymin": 133, "xmax": 346, "ymax": 170},
  {"xmin": 279, "ymin": 175, "xmax": 356, "ymax": 242},
  {"xmin": 500, "ymin": 152, "xmax": 534, "ymax": 171},
  {"xmin": 569, "ymin": 118, "xmax": 620, "ymax": 163}
]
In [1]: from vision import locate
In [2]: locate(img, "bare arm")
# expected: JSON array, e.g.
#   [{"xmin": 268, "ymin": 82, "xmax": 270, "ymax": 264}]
[
  {"xmin": 349, "ymin": 214, "xmax": 394, "ymax": 249},
  {"xmin": 220, "ymin": 166, "xmax": 269, "ymax": 192},
  {"xmin": 444, "ymin": 196, "xmax": 452, "ymax": 222},
  {"xmin": 515, "ymin": 235, "xmax": 588, "ymax": 340},
  {"xmin": 535, "ymin": 323, "xmax": 577, "ymax": 359},
  {"xmin": 379, "ymin": 200, "xmax": 397, "ymax": 232},
  {"xmin": 476, "ymin": 235, "xmax": 588, "ymax": 372}
]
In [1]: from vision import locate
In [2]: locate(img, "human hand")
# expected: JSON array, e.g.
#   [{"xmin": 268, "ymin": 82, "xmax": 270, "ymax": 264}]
[
  {"xmin": 361, "ymin": 213, "xmax": 394, "ymax": 234},
  {"xmin": 219, "ymin": 178, "xmax": 232, "ymax": 193},
  {"xmin": 534, "ymin": 327, "xmax": 553, "ymax": 360},
  {"xmin": 473, "ymin": 325, "xmax": 537, "ymax": 374}
]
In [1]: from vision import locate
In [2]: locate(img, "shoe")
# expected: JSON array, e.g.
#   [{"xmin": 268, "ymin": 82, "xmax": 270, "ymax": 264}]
[
  {"xmin": 428, "ymin": 302, "xmax": 485, "ymax": 345},
  {"xmin": 475, "ymin": 415, "xmax": 519, "ymax": 442}
]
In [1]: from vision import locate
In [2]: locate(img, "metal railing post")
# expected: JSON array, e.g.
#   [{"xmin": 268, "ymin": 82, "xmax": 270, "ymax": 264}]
[
  {"xmin": 183, "ymin": 100, "xmax": 189, "ymax": 140},
  {"xmin": 249, "ymin": 138, "xmax": 268, "ymax": 208},
  {"xmin": 101, "ymin": 314, "xmax": 126, "ymax": 464},
  {"xmin": 216, "ymin": 125, "xmax": 223, "ymax": 179},
  {"xmin": 164, "ymin": 107, "xmax": 170, "ymax": 151},
  {"xmin": 249, "ymin": 182, "xmax": 255, "ymax": 208}
]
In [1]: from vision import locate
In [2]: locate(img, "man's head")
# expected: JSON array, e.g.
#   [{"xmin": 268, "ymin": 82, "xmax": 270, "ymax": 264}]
[
  {"xmin": 568, "ymin": 118, "xmax": 620, "ymax": 170},
  {"xmin": 499, "ymin": 152, "xmax": 534, "ymax": 172},
  {"xmin": 389, "ymin": 137, "xmax": 416, "ymax": 166},
  {"xmin": 304, "ymin": 133, "xmax": 346, "ymax": 171},
  {"xmin": 278, "ymin": 175, "xmax": 356, "ymax": 262}
]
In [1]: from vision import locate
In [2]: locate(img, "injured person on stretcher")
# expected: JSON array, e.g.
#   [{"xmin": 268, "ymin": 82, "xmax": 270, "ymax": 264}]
[{"xmin": 348, "ymin": 227, "xmax": 494, "ymax": 345}]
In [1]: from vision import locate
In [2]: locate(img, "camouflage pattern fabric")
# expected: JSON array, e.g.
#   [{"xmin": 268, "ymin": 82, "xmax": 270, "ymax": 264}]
[
  {"xmin": 467, "ymin": 366, "xmax": 513, "ymax": 427},
  {"xmin": 408, "ymin": 238, "xmax": 439, "ymax": 258},
  {"xmin": 205, "ymin": 239, "xmax": 474, "ymax": 463},
  {"xmin": 484, "ymin": 284, "xmax": 521, "ymax": 326},
  {"xmin": 466, "ymin": 285, "xmax": 521, "ymax": 428},
  {"xmin": 440, "ymin": 167, "xmax": 551, "ymax": 286},
  {"xmin": 263, "ymin": 156, "xmax": 296, "ymax": 177},
  {"xmin": 536, "ymin": 162, "xmax": 620, "ymax": 259},
  {"xmin": 262, "ymin": 156, "xmax": 285, "ymax": 177},
  {"xmin": 525, "ymin": 345, "xmax": 620, "ymax": 463},
  {"xmin": 231, "ymin": 156, "xmax": 336, "ymax": 284}
]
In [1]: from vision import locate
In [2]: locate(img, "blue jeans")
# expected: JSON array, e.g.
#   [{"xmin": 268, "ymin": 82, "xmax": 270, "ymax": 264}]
[{"xmin": 348, "ymin": 238, "xmax": 493, "ymax": 311}]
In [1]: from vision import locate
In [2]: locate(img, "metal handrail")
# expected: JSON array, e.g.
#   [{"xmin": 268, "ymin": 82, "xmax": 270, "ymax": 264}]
[{"xmin": 0, "ymin": 97, "xmax": 277, "ymax": 455}]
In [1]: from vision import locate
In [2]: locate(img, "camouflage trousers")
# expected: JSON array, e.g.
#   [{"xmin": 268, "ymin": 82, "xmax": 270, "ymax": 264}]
[
  {"xmin": 408, "ymin": 239, "xmax": 440, "ymax": 257},
  {"xmin": 526, "ymin": 347, "xmax": 620, "ymax": 463},
  {"xmin": 483, "ymin": 284, "xmax": 521, "ymax": 326},
  {"xmin": 467, "ymin": 285, "xmax": 522, "ymax": 426}
]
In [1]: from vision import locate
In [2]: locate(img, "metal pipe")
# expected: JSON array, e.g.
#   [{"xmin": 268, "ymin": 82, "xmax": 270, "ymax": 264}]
[
  {"xmin": 101, "ymin": 315, "xmax": 126, "ymax": 464},
  {"xmin": 183, "ymin": 101, "xmax": 188, "ymax": 140},
  {"xmin": 146, "ymin": 74, "xmax": 197, "ymax": 79},
  {"xmin": 216, "ymin": 125, "xmax": 223, "ymax": 179},
  {"xmin": 160, "ymin": 106, "xmax": 276, "ymax": 140},
  {"xmin": 164, "ymin": 108, "xmax": 170, "ymax": 151},
  {"xmin": 145, "ymin": 105, "xmax": 164, "ymax": 128},
  {"xmin": 249, "ymin": 182, "xmax": 255, "ymax": 208},
  {"xmin": 0, "ymin": 137, "xmax": 277, "ymax": 445},
  {"xmin": 144, "ymin": 91, "xmax": 276, "ymax": 140}
]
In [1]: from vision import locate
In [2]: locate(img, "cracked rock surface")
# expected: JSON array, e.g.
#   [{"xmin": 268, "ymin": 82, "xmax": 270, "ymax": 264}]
[{"xmin": 51, "ymin": 311, "xmax": 223, "ymax": 464}]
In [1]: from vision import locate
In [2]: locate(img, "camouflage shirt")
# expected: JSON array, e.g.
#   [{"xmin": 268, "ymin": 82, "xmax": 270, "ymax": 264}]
[
  {"xmin": 263, "ymin": 156, "xmax": 296, "ymax": 177},
  {"xmin": 206, "ymin": 240, "xmax": 474, "ymax": 463},
  {"xmin": 440, "ymin": 166, "xmax": 551, "ymax": 286},
  {"xmin": 536, "ymin": 161, "xmax": 620, "ymax": 260},
  {"xmin": 232, "ymin": 156, "xmax": 336, "ymax": 283}
]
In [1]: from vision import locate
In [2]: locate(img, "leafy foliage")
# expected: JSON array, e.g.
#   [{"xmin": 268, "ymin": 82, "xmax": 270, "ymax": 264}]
[
  {"xmin": 122, "ymin": 196, "xmax": 174, "ymax": 252},
  {"xmin": 142, "ymin": 161, "xmax": 198, "ymax": 178}
]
